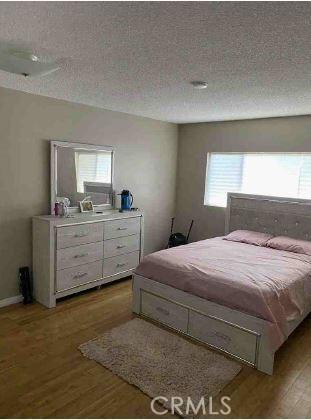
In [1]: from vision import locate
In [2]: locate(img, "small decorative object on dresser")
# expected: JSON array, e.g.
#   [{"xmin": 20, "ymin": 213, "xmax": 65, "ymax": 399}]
[
  {"xmin": 79, "ymin": 199, "xmax": 94, "ymax": 213},
  {"xmin": 32, "ymin": 210, "xmax": 144, "ymax": 308}
]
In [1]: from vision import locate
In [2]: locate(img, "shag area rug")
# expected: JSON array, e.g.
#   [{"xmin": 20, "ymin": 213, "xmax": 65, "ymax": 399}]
[{"xmin": 79, "ymin": 318, "xmax": 241, "ymax": 417}]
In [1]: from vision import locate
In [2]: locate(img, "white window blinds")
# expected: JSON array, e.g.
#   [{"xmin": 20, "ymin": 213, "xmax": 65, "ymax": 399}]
[
  {"xmin": 205, "ymin": 153, "xmax": 311, "ymax": 207},
  {"xmin": 75, "ymin": 151, "xmax": 112, "ymax": 193}
]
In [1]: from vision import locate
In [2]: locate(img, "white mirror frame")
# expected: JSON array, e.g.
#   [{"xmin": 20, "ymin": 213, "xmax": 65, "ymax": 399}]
[{"xmin": 50, "ymin": 140, "xmax": 115, "ymax": 215}]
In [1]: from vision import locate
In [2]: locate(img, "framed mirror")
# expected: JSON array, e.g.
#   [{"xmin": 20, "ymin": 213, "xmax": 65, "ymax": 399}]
[{"xmin": 51, "ymin": 141, "xmax": 114, "ymax": 214}]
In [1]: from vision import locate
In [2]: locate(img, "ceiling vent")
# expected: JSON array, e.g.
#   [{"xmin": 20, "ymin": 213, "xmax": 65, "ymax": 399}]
[{"xmin": 0, "ymin": 51, "xmax": 60, "ymax": 77}]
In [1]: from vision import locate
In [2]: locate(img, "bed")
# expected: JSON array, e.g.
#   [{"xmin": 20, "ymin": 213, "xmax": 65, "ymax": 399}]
[{"xmin": 132, "ymin": 193, "xmax": 311, "ymax": 374}]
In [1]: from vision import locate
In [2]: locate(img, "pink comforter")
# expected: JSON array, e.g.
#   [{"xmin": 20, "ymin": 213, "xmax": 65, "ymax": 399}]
[{"xmin": 135, "ymin": 237, "xmax": 311, "ymax": 349}]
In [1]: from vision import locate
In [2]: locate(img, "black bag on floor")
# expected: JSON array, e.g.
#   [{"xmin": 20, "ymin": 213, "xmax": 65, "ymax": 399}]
[
  {"xmin": 167, "ymin": 218, "xmax": 194, "ymax": 248},
  {"xmin": 19, "ymin": 266, "xmax": 33, "ymax": 304}
]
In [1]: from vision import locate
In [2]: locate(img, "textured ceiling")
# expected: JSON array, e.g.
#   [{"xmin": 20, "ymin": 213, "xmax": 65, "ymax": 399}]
[{"xmin": 0, "ymin": 2, "xmax": 310, "ymax": 123}]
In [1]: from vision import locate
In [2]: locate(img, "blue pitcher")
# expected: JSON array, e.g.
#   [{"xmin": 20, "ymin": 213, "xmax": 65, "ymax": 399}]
[{"xmin": 119, "ymin": 190, "xmax": 133, "ymax": 211}]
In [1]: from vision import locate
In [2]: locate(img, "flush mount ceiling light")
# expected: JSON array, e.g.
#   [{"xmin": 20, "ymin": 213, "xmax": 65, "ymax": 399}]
[
  {"xmin": 190, "ymin": 81, "xmax": 208, "ymax": 89},
  {"xmin": 11, "ymin": 51, "xmax": 39, "ymax": 62},
  {"xmin": 0, "ymin": 50, "xmax": 60, "ymax": 77}
]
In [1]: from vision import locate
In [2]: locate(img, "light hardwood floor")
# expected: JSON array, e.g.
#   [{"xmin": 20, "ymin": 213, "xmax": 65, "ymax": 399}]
[{"xmin": 0, "ymin": 278, "xmax": 310, "ymax": 419}]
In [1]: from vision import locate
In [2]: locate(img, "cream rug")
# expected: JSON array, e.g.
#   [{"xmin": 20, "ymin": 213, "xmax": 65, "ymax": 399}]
[{"xmin": 79, "ymin": 318, "xmax": 241, "ymax": 417}]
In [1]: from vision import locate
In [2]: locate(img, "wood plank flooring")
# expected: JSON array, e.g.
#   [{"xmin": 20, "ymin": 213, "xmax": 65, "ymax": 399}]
[{"xmin": 0, "ymin": 279, "xmax": 310, "ymax": 418}]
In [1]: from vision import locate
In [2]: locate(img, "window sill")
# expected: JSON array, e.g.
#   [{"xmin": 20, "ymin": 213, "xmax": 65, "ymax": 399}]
[{"xmin": 204, "ymin": 203, "xmax": 227, "ymax": 209}]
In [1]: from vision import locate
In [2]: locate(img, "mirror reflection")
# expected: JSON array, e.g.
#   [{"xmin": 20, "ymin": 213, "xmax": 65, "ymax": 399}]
[{"xmin": 55, "ymin": 144, "xmax": 113, "ymax": 208}]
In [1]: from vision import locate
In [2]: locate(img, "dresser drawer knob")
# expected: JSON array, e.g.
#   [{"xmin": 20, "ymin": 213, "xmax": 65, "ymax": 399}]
[
  {"xmin": 74, "ymin": 253, "xmax": 88, "ymax": 258},
  {"xmin": 73, "ymin": 272, "xmax": 87, "ymax": 279},
  {"xmin": 156, "ymin": 306, "xmax": 170, "ymax": 316},
  {"xmin": 214, "ymin": 331, "xmax": 231, "ymax": 345},
  {"xmin": 116, "ymin": 245, "xmax": 126, "ymax": 249},
  {"xmin": 117, "ymin": 227, "xmax": 127, "ymax": 231},
  {"xmin": 117, "ymin": 263, "xmax": 126, "ymax": 267},
  {"xmin": 74, "ymin": 232, "xmax": 89, "ymax": 238}
]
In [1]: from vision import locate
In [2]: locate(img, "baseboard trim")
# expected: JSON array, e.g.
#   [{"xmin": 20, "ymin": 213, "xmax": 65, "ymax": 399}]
[{"xmin": 0, "ymin": 295, "xmax": 23, "ymax": 308}]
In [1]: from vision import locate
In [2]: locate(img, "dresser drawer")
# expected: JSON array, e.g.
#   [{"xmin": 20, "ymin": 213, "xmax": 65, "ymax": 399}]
[
  {"xmin": 104, "ymin": 234, "xmax": 140, "ymax": 258},
  {"xmin": 141, "ymin": 291, "xmax": 188, "ymax": 333},
  {"xmin": 103, "ymin": 251, "xmax": 140, "ymax": 278},
  {"xmin": 57, "ymin": 223, "xmax": 104, "ymax": 249},
  {"xmin": 57, "ymin": 242, "xmax": 103, "ymax": 270},
  {"xmin": 56, "ymin": 261, "xmax": 103, "ymax": 292},
  {"xmin": 104, "ymin": 217, "xmax": 140, "ymax": 240},
  {"xmin": 188, "ymin": 310, "xmax": 258, "ymax": 364}
]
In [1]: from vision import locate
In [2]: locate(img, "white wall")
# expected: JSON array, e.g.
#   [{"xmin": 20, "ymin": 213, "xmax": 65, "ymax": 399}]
[
  {"xmin": 0, "ymin": 87, "xmax": 178, "ymax": 300},
  {"xmin": 176, "ymin": 116, "xmax": 311, "ymax": 241}
]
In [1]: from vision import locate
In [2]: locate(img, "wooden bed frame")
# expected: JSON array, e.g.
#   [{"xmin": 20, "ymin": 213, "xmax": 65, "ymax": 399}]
[{"xmin": 132, "ymin": 193, "xmax": 311, "ymax": 375}]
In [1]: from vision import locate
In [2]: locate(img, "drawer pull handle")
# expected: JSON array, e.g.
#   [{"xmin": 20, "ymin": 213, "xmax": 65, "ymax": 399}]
[
  {"xmin": 74, "ymin": 232, "xmax": 89, "ymax": 238},
  {"xmin": 73, "ymin": 272, "xmax": 87, "ymax": 279},
  {"xmin": 117, "ymin": 263, "xmax": 126, "ymax": 268},
  {"xmin": 117, "ymin": 245, "xmax": 126, "ymax": 249},
  {"xmin": 156, "ymin": 306, "xmax": 170, "ymax": 316},
  {"xmin": 74, "ymin": 253, "xmax": 88, "ymax": 258},
  {"xmin": 205, "ymin": 331, "xmax": 231, "ymax": 346},
  {"xmin": 215, "ymin": 332, "xmax": 231, "ymax": 343},
  {"xmin": 117, "ymin": 227, "xmax": 127, "ymax": 231}
]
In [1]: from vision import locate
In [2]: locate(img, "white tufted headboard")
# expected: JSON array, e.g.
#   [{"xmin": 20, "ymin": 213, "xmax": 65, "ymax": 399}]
[{"xmin": 225, "ymin": 193, "xmax": 311, "ymax": 241}]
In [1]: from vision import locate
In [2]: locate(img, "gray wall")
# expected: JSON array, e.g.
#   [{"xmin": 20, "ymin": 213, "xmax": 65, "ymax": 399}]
[
  {"xmin": 0, "ymin": 86, "xmax": 178, "ymax": 300},
  {"xmin": 3, "ymin": 85, "xmax": 311, "ymax": 302},
  {"xmin": 176, "ymin": 116, "xmax": 311, "ymax": 242}
]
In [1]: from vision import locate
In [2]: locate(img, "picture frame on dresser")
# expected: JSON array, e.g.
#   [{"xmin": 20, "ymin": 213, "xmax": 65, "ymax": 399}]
[{"xmin": 79, "ymin": 200, "xmax": 94, "ymax": 213}]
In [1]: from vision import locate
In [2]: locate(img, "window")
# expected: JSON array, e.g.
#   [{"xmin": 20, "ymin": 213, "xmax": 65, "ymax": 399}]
[
  {"xmin": 204, "ymin": 153, "xmax": 311, "ymax": 207},
  {"xmin": 75, "ymin": 150, "xmax": 112, "ymax": 193}
]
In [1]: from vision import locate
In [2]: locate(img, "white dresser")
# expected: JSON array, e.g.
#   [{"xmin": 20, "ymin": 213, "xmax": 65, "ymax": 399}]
[{"xmin": 32, "ymin": 210, "xmax": 143, "ymax": 308}]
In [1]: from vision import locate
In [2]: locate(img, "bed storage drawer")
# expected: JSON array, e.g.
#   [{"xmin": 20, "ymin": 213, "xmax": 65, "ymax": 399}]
[
  {"xmin": 104, "ymin": 234, "xmax": 140, "ymax": 258},
  {"xmin": 57, "ymin": 242, "xmax": 103, "ymax": 270},
  {"xmin": 141, "ymin": 291, "xmax": 188, "ymax": 333},
  {"xmin": 188, "ymin": 310, "xmax": 258, "ymax": 364},
  {"xmin": 103, "ymin": 251, "xmax": 140, "ymax": 278},
  {"xmin": 104, "ymin": 217, "xmax": 140, "ymax": 240},
  {"xmin": 57, "ymin": 223, "xmax": 104, "ymax": 249},
  {"xmin": 56, "ymin": 261, "xmax": 103, "ymax": 292}
]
